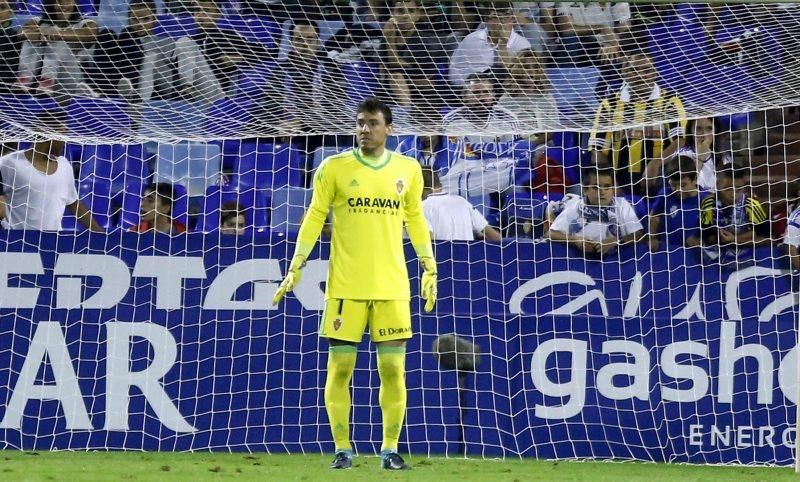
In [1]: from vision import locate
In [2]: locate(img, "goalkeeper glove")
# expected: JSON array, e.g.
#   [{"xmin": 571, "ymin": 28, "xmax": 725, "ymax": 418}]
[
  {"xmin": 272, "ymin": 255, "xmax": 306, "ymax": 305},
  {"xmin": 420, "ymin": 256, "xmax": 437, "ymax": 312}
]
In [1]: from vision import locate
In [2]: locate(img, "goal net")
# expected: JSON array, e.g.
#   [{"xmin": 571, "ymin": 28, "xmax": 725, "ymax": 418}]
[{"xmin": 0, "ymin": 0, "xmax": 798, "ymax": 467}]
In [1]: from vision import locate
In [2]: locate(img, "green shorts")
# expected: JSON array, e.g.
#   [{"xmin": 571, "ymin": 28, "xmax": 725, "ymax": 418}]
[{"xmin": 319, "ymin": 299, "xmax": 412, "ymax": 343}]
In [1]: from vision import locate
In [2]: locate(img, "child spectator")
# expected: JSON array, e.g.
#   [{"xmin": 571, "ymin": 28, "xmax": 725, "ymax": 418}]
[
  {"xmin": 588, "ymin": 51, "xmax": 687, "ymax": 196},
  {"xmin": 648, "ymin": 117, "xmax": 732, "ymax": 194},
  {"xmin": 449, "ymin": 2, "xmax": 531, "ymax": 87},
  {"xmin": 174, "ymin": 0, "xmax": 274, "ymax": 103},
  {"xmin": 83, "ymin": 0, "xmax": 177, "ymax": 101},
  {"xmin": 16, "ymin": 0, "xmax": 98, "ymax": 94},
  {"xmin": 0, "ymin": 113, "xmax": 101, "ymax": 231},
  {"xmin": 130, "ymin": 183, "xmax": 186, "ymax": 234},
  {"xmin": 648, "ymin": 156, "xmax": 710, "ymax": 252},
  {"xmin": 437, "ymin": 72, "xmax": 521, "ymax": 197},
  {"xmin": 700, "ymin": 167, "xmax": 770, "ymax": 265},
  {"xmin": 220, "ymin": 201, "xmax": 246, "ymax": 235},
  {"xmin": 421, "ymin": 167, "xmax": 502, "ymax": 241},
  {"xmin": 548, "ymin": 164, "xmax": 644, "ymax": 256},
  {"xmin": 497, "ymin": 49, "xmax": 557, "ymax": 133}
]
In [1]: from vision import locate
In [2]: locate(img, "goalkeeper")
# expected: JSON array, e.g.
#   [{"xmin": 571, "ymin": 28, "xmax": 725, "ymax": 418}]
[{"xmin": 273, "ymin": 98, "xmax": 436, "ymax": 471}]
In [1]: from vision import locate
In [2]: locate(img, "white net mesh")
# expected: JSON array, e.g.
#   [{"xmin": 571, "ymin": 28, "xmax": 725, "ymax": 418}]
[{"xmin": 0, "ymin": 0, "xmax": 799, "ymax": 467}]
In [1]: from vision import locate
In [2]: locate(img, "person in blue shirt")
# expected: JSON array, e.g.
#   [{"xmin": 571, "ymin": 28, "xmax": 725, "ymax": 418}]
[{"xmin": 648, "ymin": 156, "xmax": 710, "ymax": 251}]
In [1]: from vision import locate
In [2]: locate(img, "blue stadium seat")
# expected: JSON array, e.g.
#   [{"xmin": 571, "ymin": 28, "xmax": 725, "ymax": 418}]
[
  {"xmin": 195, "ymin": 185, "xmax": 269, "ymax": 233},
  {"xmin": 269, "ymin": 187, "xmax": 312, "ymax": 235},
  {"xmin": 217, "ymin": 15, "xmax": 280, "ymax": 49},
  {"xmin": 61, "ymin": 180, "xmax": 113, "ymax": 231},
  {"xmin": 312, "ymin": 146, "xmax": 346, "ymax": 170},
  {"xmin": 119, "ymin": 182, "xmax": 188, "ymax": 230},
  {"xmin": 0, "ymin": 95, "xmax": 59, "ymax": 131},
  {"xmin": 236, "ymin": 61, "xmax": 278, "ymax": 98},
  {"xmin": 503, "ymin": 191, "xmax": 557, "ymax": 223},
  {"xmin": 67, "ymin": 97, "xmax": 131, "ymax": 138},
  {"xmin": 547, "ymin": 67, "xmax": 599, "ymax": 120},
  {"xmin": 70, "ymin": 143, "xmax": 149, "ymax": 194},
  {"xmin": 96, "ymin": 0, "xmax": 132, "ymax": 32},
  {"xmin": 154, "ymin": 141, "xmax": 221, "ymax": 197},
  {"xmin": 232, "ymin": 142, "xmax": 304, "ymax": 190},
  {"xmin": 14, "ymin": 0, "xmax": 42, "ymax": 14},
  {"xmin": 340, "ymin": 62, "xmax": 380, "ymax": 109},
  {"xmin": 205, "ymin": 97, "xmax": 256, "ymax": 138},
  {"xmin": 140, "ymin": 100, "xmax": 208, "ymax": 139},
  {"xmin": 152, "ymin": 14, "xmax": 199, "ymax": 38},
  {"xmin": 76, "ymin": 0, "xmax": 97, "ymax": 16}
]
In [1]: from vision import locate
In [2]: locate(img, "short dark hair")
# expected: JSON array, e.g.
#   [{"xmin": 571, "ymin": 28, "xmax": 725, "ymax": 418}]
[
  {"xmin": 146, "ymin": 183, "xmax": 176, "ymax": 207},
  {"xmin": 220, "ymin": 201, "xmax": 245, "ymax": 224},
  {"xmin": 582, "ymin": 164, "xmax": 615, "ymax": 185},
  {"xmin": 357, "ymin": 98, "xmax": 392, "ymax": 125},
  {"xmin": 669, "ymin": 155, "xmax": 698, "ymax": 182}
]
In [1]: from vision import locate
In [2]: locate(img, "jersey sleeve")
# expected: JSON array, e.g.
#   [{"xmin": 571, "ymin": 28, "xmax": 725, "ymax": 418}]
[
  {"xmin": 744, "ymin": 197, "xmax": 770, "ymax": 238},
  {"xmin": 294, "ymin": 158, "xmax": 335, "ymax": 260},
  {"xmin": 404, "ymin": 162, "xmax": 433, "ymax": 259},
  {"xmin": 470, "ymin": 207, "xmax": 489, "ymax": 234},
  {"xmin": 616, "ymin": 199, "xmax": 644, "ymax": 236}
]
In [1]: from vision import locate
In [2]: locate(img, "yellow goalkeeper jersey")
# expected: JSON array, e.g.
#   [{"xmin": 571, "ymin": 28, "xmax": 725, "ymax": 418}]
[{"xmin": 293, "ymin": 147, "xmax": 433, "ymax": 300}]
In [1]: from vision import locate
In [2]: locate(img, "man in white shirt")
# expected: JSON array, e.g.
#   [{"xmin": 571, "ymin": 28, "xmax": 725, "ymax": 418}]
[
  {"xmin": 784, "ymin": 201, "xmax": 800, "ymax": 270},
  {"xmin": 0, "ymin": 118, "xmax": 101, "ymax": 231},
  {"xmin": 545, "ymin": 1, "xmax": 630, "ymax": 66},
  {"xmin": 435, "ymin": 73, "xmax": 521, "ymax": 197},
  {"xmin": 548, "ymin": 164, "xmax": 643, "ymax": 256},
  {"xmin": 449, "ymin": 2, "xmax": 531, "ymax": 87},
  {"xmin": 422, "ymin": 168, "xmax": 502, "ymax": 242}
]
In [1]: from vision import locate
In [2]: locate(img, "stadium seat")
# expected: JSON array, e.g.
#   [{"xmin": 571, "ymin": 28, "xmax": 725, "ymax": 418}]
[
  {"xmin": 76, "ymin": 0, "xmax": 97, "ymax": 16},
  {"xmin": 140, "ymin": 100, "xmax": 208, "ymax": 139},
  {"xmin": 70, "ymin": 143, "xmax": 149, "ymax": 195},
  {"xmin": 96, "ymin": 0, "xmax": 132, "ymax": 32},
  {"xmin": 67, "ymin": 97, "xmax": 131, "ymax": 139},
  {"xmin": 61, "ymin": 180, "xmax": 113, "ymax": 231},
  {"xmin": 205, "ymin": 97, "xmax": 256, "ymax": 138},
  {"xmin": 547, "ymin": 67, "xmax": 600, "ymax": 120},
  {"xmin": 216, "ymin": 15, "xmax": 280, "ymax": 49},
  {"xmin": 467, "ymin": 193, "xmax": 495, "ymax": 221},
  {"xmin": 503, "ymin": 191, "xmax": 556, "ymax": 224},
  {"xmin": 269, "ymin": 187, "xmax": 312, "ymax": 235},
  {"xmin": 194, "ymin": 185, "xmax": 269, "ymax": 233},
  {"xmin": 236, "ymin": 61, "xmax": 279, "ymax": 98},
  {"xmin": 154, "ymin": 141, "xmax": 221, "ymax": 197},
  {"xmin": 119, "ymin": 181, "xmax": 189, "ymax": 230},
  {"xmin": 312, "ymin": 146, "xmax": 345, "ymax": 171},
  {"xmin": 232, "ymin": 142, "xmax": 304, "ymax": 191},
  {"xmin": 0, "ymin": 95, "xmax": 59, "ymax": 131},
  {"xmin": 340, "ymin": 62, "xmax": 381, "ymax": 109},
  {"xmin": 152, "ymin": 14, "xmax": 199, "ymax": 38}
]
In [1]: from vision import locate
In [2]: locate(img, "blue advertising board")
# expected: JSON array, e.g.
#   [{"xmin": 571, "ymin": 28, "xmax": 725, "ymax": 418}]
[{"xmin": 0, "ymin": 231, "xmax": 796, "ymax": 465}]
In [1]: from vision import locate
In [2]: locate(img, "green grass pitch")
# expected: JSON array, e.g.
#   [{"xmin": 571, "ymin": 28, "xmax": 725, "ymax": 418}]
[{"xmin": 0, "ymin": 451, "xmax": 796, "ymax": 481}]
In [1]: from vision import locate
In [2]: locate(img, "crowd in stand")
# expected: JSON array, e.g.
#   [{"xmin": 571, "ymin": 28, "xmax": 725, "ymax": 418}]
[{"xmin": 0, "ymin": 0, "xmax": 797, "ymax": 268}]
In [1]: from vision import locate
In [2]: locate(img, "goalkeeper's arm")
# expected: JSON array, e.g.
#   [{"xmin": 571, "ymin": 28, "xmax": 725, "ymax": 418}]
[
  {"xmin": 405, "ymin": 165, "xmax": 437, "ymax": 312},
  {"xmin": 273, "ymin": 161, "xmax": 333, "ymax": 305}
]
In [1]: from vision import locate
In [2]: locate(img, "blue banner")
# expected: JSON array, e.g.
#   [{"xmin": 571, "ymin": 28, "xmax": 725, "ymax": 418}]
[{"xmin": 0, "ymin": 232, "xmax": 796, "ymax": 465}]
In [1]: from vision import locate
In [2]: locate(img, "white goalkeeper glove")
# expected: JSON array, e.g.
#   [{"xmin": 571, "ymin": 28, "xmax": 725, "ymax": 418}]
[
  {"xmin": 420, "ymin": 256, "xmax": 437, "ymax": 313},
  {"xmin": 272, "ymin": 255, "xmax": 306, "ymax": 305}
]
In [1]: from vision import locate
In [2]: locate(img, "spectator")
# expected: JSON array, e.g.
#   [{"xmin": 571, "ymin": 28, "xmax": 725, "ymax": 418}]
[
  {"xmin": 588, "ymin": 50, "xmax": 687, "ymax": 196},
  {"xmin": 130, "ymin": 183, "xmax": 187, "ymax": 234},
  {"xmin": 220, "ymin": 201, "xmax": 246, "ymax": 235},
  {"xmin": 448, "ymin": 2, "xmax": 531, "ymax": 87},
  {"xmin": 174, "ymin": 0, "xmax": 274, "ymax": 103},
  {"xmin": 0, "ymin": 0, "xmax": 21, "ymax": 93},
  {"xmin": 546, "ymin": 1, "xmax": 631, "ymax": 67},
  {"xmin": 672, "ymin": 117, "xmax": 732, "ymax": 193},
  {"xmin": 436, "ymin": 72, "xmax": 521, "ymax": 197},
  {"xmin": 16, "ymin": 0, "xmax": 99, "ymax": 94},
  {"xmin": 421, "ymin": 167, "xmax": 502, "ymax": 241},
  {"xmin": 83, "ymin": 0, "xmax": 177, "ymax": 101},
  {"xmin": 513, "ymin": 2, "xmax": 553, "ymax": 53},
  {"xmin": 784, "ymin": 191, "xmax": 800, "ymax": 270},
  {"xmin": 0, "ymin": 113, "xmax": 101, "ymax": 231},
  {"xmin": 548, "ymin": 164, "xmax": 644, "ymax": 256},
  {"xmin": 497, "ymin": 48, "xmax": 557, "ymax": 132},
  {"xmin": 384, "ymin": 0, "xmax": 456, "ymax": 117},
  {"xmin": 700, "ymin": 167, "xmax": 770, "ymax": 265},
  {"xmin": 648, "ymin": 156, "xmax": 710, "ymax": 252}
]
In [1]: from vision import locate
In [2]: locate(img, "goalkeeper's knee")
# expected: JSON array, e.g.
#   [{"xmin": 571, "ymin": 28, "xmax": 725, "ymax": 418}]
[
  {"xmin": 377, "ymin": 345, "xmax": 406, "ymax": 382},
  {"xmin": 327, "ymin": 344, "xmax": 357, "ymax": 384}
]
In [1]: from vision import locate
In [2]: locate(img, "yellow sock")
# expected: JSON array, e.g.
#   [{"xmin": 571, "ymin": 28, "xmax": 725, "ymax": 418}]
[
  {"xmin": 377, "ymin": 345, "xmax": 406, "ymax": 452},
  {"xmin": 325, "ymin": 345, "xmax": 357, "ymax": 451}
]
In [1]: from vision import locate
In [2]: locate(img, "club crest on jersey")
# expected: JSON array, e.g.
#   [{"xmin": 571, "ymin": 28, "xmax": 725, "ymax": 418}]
[
  {"xmin": 395, "ymin": 179, "xmax": 405, "ymax": 196},
  {"xmin": 333, "ymin": 318, "xmax": 342, "ymax": 331}
]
